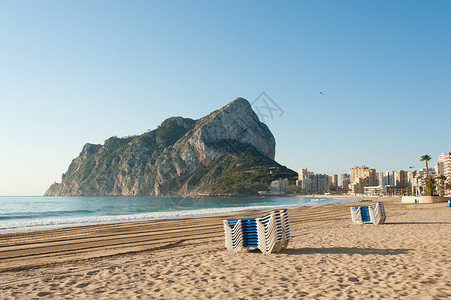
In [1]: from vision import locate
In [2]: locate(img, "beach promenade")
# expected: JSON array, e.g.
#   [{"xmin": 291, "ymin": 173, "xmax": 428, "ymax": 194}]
[{"xmin": 1, "ymin": 197, "xmax": 450, "ymax": 299}]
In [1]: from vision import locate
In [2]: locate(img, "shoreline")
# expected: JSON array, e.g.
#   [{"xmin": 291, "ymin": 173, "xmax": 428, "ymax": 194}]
[
  {"xmin": 1, "ymin": 197, "xmax": 450, "ymax": 299},
  {"xmin": 0, "ymin": 197, "xmax": 394, "ymax": 270},
  {"xmin": 0, "ymin": 195, "xmax": 365, "ymax": 234}
]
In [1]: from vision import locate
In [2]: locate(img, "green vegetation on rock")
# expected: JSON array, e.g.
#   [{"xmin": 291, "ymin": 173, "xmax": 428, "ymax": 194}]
[{"xmin": 186, "ymin": 140, "xmax": 297, "ymax": 195}]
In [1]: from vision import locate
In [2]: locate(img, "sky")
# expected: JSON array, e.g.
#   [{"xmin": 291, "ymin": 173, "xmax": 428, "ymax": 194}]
[{"xmin": 0, "ymin": 1, "xmax": 450, "ymax": 195}]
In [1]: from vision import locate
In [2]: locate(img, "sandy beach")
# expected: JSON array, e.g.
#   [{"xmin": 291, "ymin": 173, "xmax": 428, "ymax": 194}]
[{"xmin": 1, "ymin": 197, "xmax": 450, "ymax": 299}]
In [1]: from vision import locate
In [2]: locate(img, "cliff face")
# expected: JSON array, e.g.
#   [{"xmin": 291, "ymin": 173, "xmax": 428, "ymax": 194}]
[{"xmin": 45, "ymin": 97, "xmax": 294, "ymax": 196}]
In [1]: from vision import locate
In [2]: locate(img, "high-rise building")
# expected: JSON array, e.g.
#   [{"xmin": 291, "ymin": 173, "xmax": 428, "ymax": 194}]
[
  {"xmin": 407, "ymin": 170, "xmax": 417, "ymax": 187},
  {"xmin": 298, "ymin": 168, "xmax": 310, "ymax": 180},
  {"xmin": 378, "ymin": 171, "xmax": 395, "ymax": 186},
  {"xmin": 308, "ymin": 174, "xmax": 329, "ymax": 194},
  {"xmin": 296, "ymin": 168, "xmax": 312, "ymax": 186},
  {"xmin": 350, "ymin": 166, "xmax": 377, "ymax": 186},
  {"xmin": 349, "ymin": 166, "xmax": 376, "ymax": 194},
  {"xmin": 340, "ymin": 174, "xmax": 350, "ymax": 189},
  {"xmin": 301, "ymin": 178, "xmax": 312, "ymax": 192},
  {"xmin": 349, "ymin": 176, "xmax": 369, "ymax": 194},
  {"xmin": 350, "ymin": 166, "xmax": 364, "ymax": 183},
  {"xmin": 413, "ymin": 168, "xmax": 436, "ymax": 188},
  {"xmin": 296, "ymin": 168, "xmax": 331, "ymax": 194},
  {"xmin": 394, "ymin": 170, "xmax": 407, "ymax": 188},
  {"xmin": 435, "ymin": 152, "xmax": 451, "ymax": 180},
  {"xmin": 377, "ymin": 172, "xmax": 383, "ymax": 186},
  {"xmin": 328, "ymin": 174, "xmax": 338, "ymax": 187}
]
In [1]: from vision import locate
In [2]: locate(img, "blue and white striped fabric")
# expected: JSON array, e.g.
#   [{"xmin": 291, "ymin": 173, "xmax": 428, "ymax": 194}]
[
  {"xmin": 223, "ymin": 209, "xmax": 290, "ymax": 254},
  {"xmin": 350, "ymin": 202, "xmax": 386, "ymax": 225}
]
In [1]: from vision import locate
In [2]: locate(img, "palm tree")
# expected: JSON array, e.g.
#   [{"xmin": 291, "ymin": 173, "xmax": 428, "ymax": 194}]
[
  {"xmin": 447, "ymin": 182, "xmax": 451, "ymax": 195},
  {"xmin": 436, "ymin": 175, "xmax": 447, "ymax": 196},
  {"xmin": 420, "ymin": 154, "xmax": 432, "ymax": 178},
  {"xmin": 424, "ymin": 177, "xmax": 436, "ymax": 196}
]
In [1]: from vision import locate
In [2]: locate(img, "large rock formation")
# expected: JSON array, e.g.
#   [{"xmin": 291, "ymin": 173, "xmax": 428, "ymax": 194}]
[{"xmin": 45, "ymin": 97, "xmax": 296, "ymax": 196}]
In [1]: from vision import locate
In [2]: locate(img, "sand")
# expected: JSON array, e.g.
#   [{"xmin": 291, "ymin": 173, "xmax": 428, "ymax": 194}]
[{"xmin": 1, "ymin": 197, "xmax": 450, "ymax": 299}]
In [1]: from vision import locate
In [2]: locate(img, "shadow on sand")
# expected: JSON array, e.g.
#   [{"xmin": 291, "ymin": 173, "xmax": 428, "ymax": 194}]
[{"xmin": 281, "ymin": 247, "xmax": 413, "ymax": 256}]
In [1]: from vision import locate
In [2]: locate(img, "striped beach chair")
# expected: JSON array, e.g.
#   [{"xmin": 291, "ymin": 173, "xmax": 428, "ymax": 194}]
[
  {"xmin": 350, "ymin": 202, "xmax": 386, "ymax": 225},
  {"xmin": 223, "ymin": 209, "xmax": 290, "ymax": 254}
]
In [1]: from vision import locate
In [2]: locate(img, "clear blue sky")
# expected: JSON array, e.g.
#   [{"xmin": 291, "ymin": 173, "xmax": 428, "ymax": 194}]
[{"xmin": 1, "ymin": 1, "xmax": 450, "ymax": 195}]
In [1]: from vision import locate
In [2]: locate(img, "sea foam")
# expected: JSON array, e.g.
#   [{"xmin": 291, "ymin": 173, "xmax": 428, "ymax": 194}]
[{"xmin": 0, "ymin": 203, "xmax": 301, "ymax": 232}]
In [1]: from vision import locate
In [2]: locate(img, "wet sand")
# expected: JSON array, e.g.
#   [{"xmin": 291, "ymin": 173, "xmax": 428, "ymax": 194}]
[{"xmin": 1, "ymin": 197, "xmax": 450, "ymax": 299}]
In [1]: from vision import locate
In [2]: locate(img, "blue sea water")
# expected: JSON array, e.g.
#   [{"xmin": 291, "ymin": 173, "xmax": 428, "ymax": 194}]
[{"xmin": 0, "ymin": 195, "xmax": 358, "ymax": 232}]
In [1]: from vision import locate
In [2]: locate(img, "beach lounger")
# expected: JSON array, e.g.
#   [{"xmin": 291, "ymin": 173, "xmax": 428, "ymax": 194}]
[
  {"xmin": 350, "ymin": 202, "xmax": 386, "ymax": 225},
  {"xmin": 223, "ymin": 209, "xmax": 290, "ymax": 254}
]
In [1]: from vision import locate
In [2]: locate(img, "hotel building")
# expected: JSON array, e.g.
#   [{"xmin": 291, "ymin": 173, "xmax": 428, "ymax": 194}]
[
  {"xmin": 340, "ymin": 174, "xmax": 350, "ymax": 189},
  {"xmin": 296, "ymin": 168, "xmax": 334, "ymax": 194},
  {"xmin": 349, "ymin": 166, "xmax": 376, "ymax": 194},
  {"xmin": 435, "ymin": 152, "xmax": 451, "ymax": 181},
  {"xmin": 328, "ymin": 174, "xmax": 338, "ymax": 187}
]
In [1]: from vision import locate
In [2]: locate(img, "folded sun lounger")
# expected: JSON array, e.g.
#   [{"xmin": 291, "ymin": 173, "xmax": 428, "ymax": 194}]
[
  {"xmin": 350, "ymin": 202, "xmax": 386, "ymax": 225},
  {"xmin": 223, "ymin": 209, "xmax": 290, "ymax": 254}
]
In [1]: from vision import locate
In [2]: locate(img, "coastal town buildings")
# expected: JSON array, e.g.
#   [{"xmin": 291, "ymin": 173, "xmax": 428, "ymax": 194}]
[
  {"xmin": 378, "ymin": 171, "xmax": 394, "ymax": 186},
  {"xmin": 412, "ymin": 168, "xmax": 436, "ymax": 191},
  {"xmin": 296, "ymin": 168, "xmax": 334, "ymax": 194},
  {"xmin": 407, "ymin": 170, "xmax": 417, "ymax": 187},
  {"xmin": 363, "ymin": 185, "xmax": 385, "ymax": 196},
  {"xmin": 350, "ymin": 166, "xmax": 377, "ymax": 186},
  {"xmin": 328, "ymin": 174, "xmax": 338, "ymax": 187},
  {"xmin": 296, "ymin": 168, "xmax": 312, "ymax": 185},
  {"xmin": 340, "ymin": 174, "xmax": 350, "ymax": 189},
  {"xmin": 372, "ymin": 170, "xmax": 410, "ymax": 195},
  {"xmin": 269, "ymin": 179, "xmax": 289, "ymax": 194},
  {"xmin": 295, "ymin": 151, "xmax": 450, "ymax": 196},
  {"xmin": 435, "ymin": 152, "xmax": 451, "ymax": 181},
  {"xmin": 309, "ymin": 174, "xmax": 329, "ymax": 194},
  {"xmin": 300, "ymin": 177, "xmax": 312, "ymax": 191},
  {"xmin": 349, "ymin": 177, "xmax": 368, "ymax": 194},
  {"xmin": 394, "ymin": 170, "xmax": 406, "ymax": 188},
  {"xmin": 435, "ymin": 152, "xmax": 451, "ymax": 195},
  {"xmin": 349, "ymin": 166, "xmax": 376, "ymax": 194}
]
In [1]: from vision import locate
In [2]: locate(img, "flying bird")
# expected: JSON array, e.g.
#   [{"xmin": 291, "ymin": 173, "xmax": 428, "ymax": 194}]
[{"xmin": 319, "ymin": 91, "xmax": 324, "ymax": 95}]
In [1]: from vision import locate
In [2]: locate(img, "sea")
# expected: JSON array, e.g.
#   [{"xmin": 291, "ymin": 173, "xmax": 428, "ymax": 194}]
[{"xmin": 0, "ymin": 195, "xmax": 359, "ymax": 233}]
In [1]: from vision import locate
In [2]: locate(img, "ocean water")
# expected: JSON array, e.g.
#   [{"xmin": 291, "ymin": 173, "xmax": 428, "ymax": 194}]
[{"xmin": 0, "ymin": 195, "xmax": 358, "ymax": 232}]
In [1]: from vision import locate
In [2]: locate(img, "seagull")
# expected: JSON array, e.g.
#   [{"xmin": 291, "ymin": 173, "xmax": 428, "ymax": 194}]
[{"xmin": 319, "ymin": 91, "xmax": 324, "ymax": 95}]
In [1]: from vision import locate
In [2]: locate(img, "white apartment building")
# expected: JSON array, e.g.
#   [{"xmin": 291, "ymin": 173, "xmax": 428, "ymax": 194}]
[
  {"xmin": 407, "ymin": 170, "xmax": 417, "ymax": 187},
  {"xmin": 435, "ymin": 152, "xmax": 451, "ymax": 181},
  {"xmin": 412, "ymin": 168, "xmax": 436, "ymax": 188},
  {"xmin": 378, "ymin": 171, "xmax": 395, "ymax": 186}
]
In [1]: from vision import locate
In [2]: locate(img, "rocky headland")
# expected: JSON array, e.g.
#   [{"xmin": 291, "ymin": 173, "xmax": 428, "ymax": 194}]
[{"xmin": 45, "ymin": 97, "xmax": 296, "ymax": 196}]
